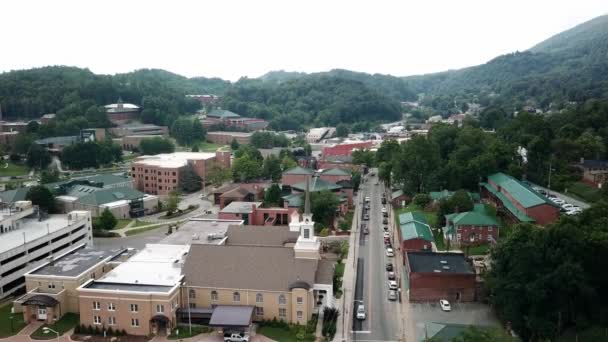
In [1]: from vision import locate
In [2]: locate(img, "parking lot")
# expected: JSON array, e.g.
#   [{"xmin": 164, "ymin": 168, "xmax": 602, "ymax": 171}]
[{"xmin": 408, "ymin": 301, "xmax": 501, "ymax": 340}]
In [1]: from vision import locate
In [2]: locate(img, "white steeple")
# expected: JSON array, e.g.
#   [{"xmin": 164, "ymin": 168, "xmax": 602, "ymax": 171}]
[{"xmin": 291, "ymin": 177, "xmax": 320, "ymax": 259}]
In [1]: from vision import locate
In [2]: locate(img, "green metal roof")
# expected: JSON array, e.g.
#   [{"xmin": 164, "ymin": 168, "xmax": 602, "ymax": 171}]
[
  {"xmin": 391, "ymin": 190, "xmax": 404, "ymax": 200},
  {"xmin": 482, "ymin": 183, "xmax": 535, "ymax": 222},
  {"xmin": 207, "ymin": 109, "xmax": 241, "ymax": 119},
  {"xmin": 76, "ymin": 187, "xmax": 146, "ymax": 206},
  {"xmin": 430, "ymin": 190, "xmax": 480, "ymax": 202},
  {"xmin": 487, "ymin": 172, "xmax": 554, "ymax": 208},
  {"xmin": 398, "ymin": 211, "xmax": 428, "ymax": 225},
  {"xmin": 400, "ymin": 221, "xmax": 433, "ymax": 242},
  {"xmin": 321, "ymin": 168, "xmax": 350, "ymax": 176},
  {"xmin": 0, "ymin": 187, "xmax": 29, "ymax": 204},
  {"xmin": 426, "ymin": 322, "xmax": 475, "ymax": 342},
  {"xmin": 292, "ymin": 177, "xmax": 341, "ymax": 192},
  {"xmin": 283, "ymin": 166, "xmax": 315, "ymax": 175},
  {"xmin": 282, "ymin": 193, "xmax": 303, "ymax": 207},
  {"xmin": 449, "ymin": 210, "xmax": 499, "ymax": 227}
]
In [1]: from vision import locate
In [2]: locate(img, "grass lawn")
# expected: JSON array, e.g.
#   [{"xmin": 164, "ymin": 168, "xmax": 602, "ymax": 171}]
[
  {"xmin": 558, "ymin": 326, "xmax": 608, "ymax": 341},
  {"xmin": 466, "ymin": 243, "xmax": 491, "ymax": 255},
  {"xmin": 0, "ymin": 303, "xmax": 27, "ymax": 337},
  {"xmin": 114, "ymin": 219, "xmax": 132, "ymax": 230},
  {"xmin": 567, "ymin": 182, "xmax": 601, "ymax": 203},
  {"xmin": 0, "ymin": 161, "xmax": 29, "ymax": 177},
  {"xmin": 124, "ymin": 224, "xmax": 165, "ymax": 236},
  {"xmin": 198, "ymin": 141, "xmax": 225, "ymax": 152},
  {"xmin": 168, "ymin": 325, "xmax": 211, "ymax": 340},
  {"xmin": 257, "ymin": 326, "xmax": 315, "ymax": 342},
  {"xmin": 31, "ymin": 313, "xmax": 79, "ymax": 339},
  {"xmin": 339, "ymin": 211, "xmax": 354, "ymax": 231}
]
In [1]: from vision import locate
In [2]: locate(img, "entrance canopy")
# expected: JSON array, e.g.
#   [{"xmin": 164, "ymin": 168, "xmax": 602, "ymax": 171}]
[
  {"xmin": 208, "ymin": 306, "xmax": 254, "ymax": 328},
  {"xmin": 22, "ymin": 295, "xmax": 59, "ymax": 307}
]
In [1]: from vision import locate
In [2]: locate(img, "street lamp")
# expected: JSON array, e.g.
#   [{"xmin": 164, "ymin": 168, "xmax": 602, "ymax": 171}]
[{"xmin": 42, "ymin": 327, "xmax": 59, "ymax": 340}]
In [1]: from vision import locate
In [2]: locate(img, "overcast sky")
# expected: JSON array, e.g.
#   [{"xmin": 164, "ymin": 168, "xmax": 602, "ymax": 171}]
[{"xmin": 1, "ymin": 0, "xmax": 606, "ymax": 81}]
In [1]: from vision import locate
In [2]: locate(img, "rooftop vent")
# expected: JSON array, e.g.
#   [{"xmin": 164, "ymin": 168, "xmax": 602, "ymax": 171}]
[
  {"xmin": 433, "ymin": 269, "xmax": 442, "ymax": 273},
  {"xmin": 440, "ymin": 260, "xmax": 448, "ymax": 264},
  {"xmin": 442, "ymin": 266, "xmax": 450, "ymax": 270}
]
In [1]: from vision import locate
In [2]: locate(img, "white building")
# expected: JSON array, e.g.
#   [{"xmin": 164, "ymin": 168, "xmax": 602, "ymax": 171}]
[{"xmin": 0, "ymin": 202, "xmax": 92, "ymax": 299}]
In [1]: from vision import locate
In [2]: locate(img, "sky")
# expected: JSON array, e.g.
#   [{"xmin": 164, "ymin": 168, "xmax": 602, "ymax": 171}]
[{"xmin": 1, "ymin": 0, "xmax": 606, "ymax": 81}]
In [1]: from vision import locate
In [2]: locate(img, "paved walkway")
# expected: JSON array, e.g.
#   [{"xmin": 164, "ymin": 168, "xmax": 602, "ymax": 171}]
[
  {"xmin": 150, "ymin": 332, "xmax": 275, "ymax": 342},
  {"xmin": 0, "ymin": 323, "xmax": 74, "ymax": 342}
]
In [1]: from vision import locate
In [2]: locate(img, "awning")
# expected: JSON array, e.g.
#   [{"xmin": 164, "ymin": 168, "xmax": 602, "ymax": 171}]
[
  {"xmin": 22, "ymin": 295, "xmax": 59, "ymax": 307},
  {"xmin": 177, "ymin": 308, "xmax": 213, "ymax": 320},
  {"xmin": 150, "ymin": 314, "xmax": 170, "ymax": 322},
  {"xmin": 209, "ymin": 306, "xmax": 254, "ymax": 328}
]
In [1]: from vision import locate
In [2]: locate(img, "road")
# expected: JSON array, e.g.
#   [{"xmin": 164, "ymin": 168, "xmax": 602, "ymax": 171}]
[{"xmin": 352, "ymin": 172, "xmax": 403, "ymax": 341}]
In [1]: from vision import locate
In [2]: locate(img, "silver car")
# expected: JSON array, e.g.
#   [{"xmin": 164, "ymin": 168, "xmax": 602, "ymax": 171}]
[{"xmin": 388, "ymin": 290, "xmax": 398, "ymax": 301}]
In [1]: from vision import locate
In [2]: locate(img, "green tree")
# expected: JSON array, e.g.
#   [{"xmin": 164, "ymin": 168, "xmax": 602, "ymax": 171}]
[
  {"xmin": 308, "ymin": 190, "xmax": 340, "ymax": 227},
  {"xmin": 207, "ymin": 162, "xmax": 232, "ymax": 187},
  {"xmin": 264, "ymin": 184, "xmax": 282, "ymax": 207},
  {"xmin": 96, "ymin": 208, "xmax": 118, "ymax": 230},
  {"xmin": 351, "ymin": 171, "xmax": 361, "ymax": 192},
  {"xmin": 12, "ymin": 134, "xmax": 35, "ymax": 155},
  {"xmin": 281, "ymin": 156, "xmax": 298, "ymax": 171},
  {"xmin": 171, "ymin": 117, "xmax": 205, "ymax": 146},
  {"xmin": 232, "ymin": 154, "xmax": 262, "ymax": 182},
  {"xmin": 179, "ymin": 164, "xmax": 202, "ymax": 193},
  {"xmin": 352, "ymin": 149, "xmax": 375, "ymax": 166},
  {"xmin": 139, "ymin": 137, "xmax": 175, "ymax": 155},
  {"xmin": 191, "ymin": 145, "xmax": 200, "ymax": 152},
  {"xmin": 392, "ymin": 135, "xmax": 441, "ymax": 194},
  {"xmin": 40, "ymin": 169, "xmax": 60, "ymax": 184},
  {"xmin": 262, "ymin": 155, "xmax": 283, "ymax": 181},
  {"xmin": 26, "ymin": 185, "xmax": 55, "ymax": 213},
  {"xmin": 26, "ymin": 121, "xmax": 40, "ymax": 134},
  {"xmin": 230, "ymin": 138, "xmax": 240, "ymax": 150},
  {"xmin": 412, "ymin": 194, "xmax": 431, "ymax": 208},
  {"xmin": 452, "ymin": 326, "xmax": 513, "ymax": 342},
  {"xmin": 165, "ymin": 191, "xmax": 181, "ymax": 215},
  {"xmin": 378, "ymin": 161, "xmax": 392, "ymax": 185},
  {"xmin": 26, "ymin": 143, "xmax": 52, "ymax": 170},
  {"xmin": 336, "ymin": 124, "xmax": 349, "ymax": 137}
]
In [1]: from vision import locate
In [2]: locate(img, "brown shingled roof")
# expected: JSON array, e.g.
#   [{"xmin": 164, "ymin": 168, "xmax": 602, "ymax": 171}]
[
  {"xmin": 226, "ymin": 225, "xmax": 299, "ymax": 247},
  {"xmin": 315, "ymin": 259, "xmax": 335, "ymax": 285},
  {"xmin": 184, "ymin": 244, "xmax": 318, "ymax": 292}
]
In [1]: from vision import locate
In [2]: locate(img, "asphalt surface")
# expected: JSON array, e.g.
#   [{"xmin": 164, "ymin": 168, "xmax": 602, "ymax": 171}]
[{"xmin": 353, "ymin": 173, "xmax": 402, "ymax": 341}]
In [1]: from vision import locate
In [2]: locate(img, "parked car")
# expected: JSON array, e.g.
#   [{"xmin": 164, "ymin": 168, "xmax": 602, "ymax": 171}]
[
  {"xmin": 439, "ymin": 299, "xmax": 451, "ymax": 312},
  {"xmin": 386, "ymin": 263, "xmax": 393, "ymax": 271},
  {"xmin": 382, "ymin": 218, "xmax": 388, "ymax": 224},
  {"xmin": 365, "ymin": 196, "xmax": 371, "ymax": 202},
  {"xmin": 552, "ymin": 198, "xmax": 566, "ymax": 205},
  {"xmin": 364, "ymin": 214, "xmax": 369, "ymax": 220},
  {"xmin": 363, "ymin": 227, "xmax": 370, "ymax": 234},
  {"xmin": 384, "ymin": 238, "xmax": 391, "ymax": 246},
  {"xmin": 356, "ymin": 304, "xmax": 366, "ymax": 320},
  {"xmin": 381, "ymin": 207, "xmax": 387, "ymax": 213},
  {"xmin": 388, "ymin": 280, "xmax": 398, "ymax": 290},
  {"xmin": 224, "ymin": 332, "xmax": 249, "ymax": 342},
  {"xmin": 382, "ymin": 198, "xmax": 387, "ymax": 204},
  {"xmin": 383, "ymin": 226, "xmax": 389, "ymax": 231},
  {"xmin": 386, "ymin": 248, "xmax": 394, "ymax": 257},
  {"xmin": 383, "ymin": 232, "xmax": 390, "ymax": 238},
  {"xmin": 383, "ymin": 212, "xmax": 388, "ymax": 218},
  {"xmin": 388, "ymin": 290, "xmax": 398, "ymax": 301},
  {"xmin": 388, "ymin": 271, "xmax": 396, "ymax": 280},
  {"xmin": 561, "ymin": 203, "xmax": 575, "ymax": 211}
]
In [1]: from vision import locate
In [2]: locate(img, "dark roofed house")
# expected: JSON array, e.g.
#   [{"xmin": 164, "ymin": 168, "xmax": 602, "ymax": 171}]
[
  {"xmin": 576, "ymin": 158, "xmax": 608, "ymax": 187},
  {"xmin": 481, "ymin": 172, "xmax": 559, "ymax": 225},
  {"xmin": 405, "ymin": 251, "xmax": 476, "ymax": 302}
]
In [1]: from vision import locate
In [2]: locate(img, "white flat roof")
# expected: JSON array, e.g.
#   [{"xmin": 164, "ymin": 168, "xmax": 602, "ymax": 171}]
[
  {"xmin": 104, "ymin": 103, "xmax": 139, "ymax": 109},
  {"xmin": 1, "ymin": 214, "xmax": 86, "ymax": 254},
  {"xmin": 135, "ymin": 152, "xmax": 216, "ymax": 168},
  {"xmin": 96, "ymin": 244, "xmax": 189, "ymax": 286}
]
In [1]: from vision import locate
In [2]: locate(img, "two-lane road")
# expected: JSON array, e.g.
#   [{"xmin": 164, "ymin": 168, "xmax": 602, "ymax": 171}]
[{"xmin": 352, "ymin": 172, "xmax": 403, "ymax": 341}]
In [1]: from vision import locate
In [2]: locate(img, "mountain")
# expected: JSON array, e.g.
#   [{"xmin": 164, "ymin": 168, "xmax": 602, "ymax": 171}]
[{"xmin": 403, "ymin": 15, "xmax": 608, "ymax": 113}]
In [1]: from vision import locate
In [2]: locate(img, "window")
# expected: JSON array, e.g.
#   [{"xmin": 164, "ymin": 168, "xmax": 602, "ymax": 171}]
[
  {"xmin": 92, "ymin": 301, "xmax": 100, "ymax": 310},
  {"xmin": 48, "ymin": 282, "xmax": 55, "ymax": 289},
  {"xmin": 189, "ymin": 302, "xmax": 196, "ymax": 309},
  {"xmin": 173, "ymin": 179, "xmax": 176, "ymax": 183},
  {"xmin": 156, "ymin": 304, "xmax": 164, "ymax": 313},
  {"xmin": 456, "ymin": 233, "xmax": 461, "ymax": 241},
  {"xmin": 255, "ymin": 306, "xmax": 264, "ymax": 316},
  {"xmin": 93, "ymin": 316, "xmax": 101, "ymax": 325},
  {"xmin": 256, "ymin": 293, "xmax": 263, "ymax": 303},
  {"xmin": 297, "ymin": 311, "xmax": 303, "ymax": 319},
  {"xmin": 487, "ymin": 235, "xmax": 493, "ymax": 242},
  {"xmin": 172, "ymin": 172, "xmax": 176, "ymax": 176},
  {"xmin": 189, "ymin": 289, "xmax": 196, "ymax": 299},
  {"xmin": 130, "ymin": 304, "xmax": 138, "ymax": 312},
  {"xmin": 108, "ymin": 316, "xmax": 116, "ymax": 326},
  {"xmin": 297, "ymin": 297, "xmax": 303, "ymax": 305},
  {"xmin": 211, "ymin": 290, "xmax": 218, "ymax": 301},
  {"xmin": 108, "ymin": 303, "xmax": 116, "ymax": 311},
  {"xmin": 278, "ymin": 294, "xmax": 286, "ymax": 305},
  {"xmin": 233, "ymin": 292, "xmax": 240, "ymax": 302},
  {"xmin": 304, "ymin": 228, "xmax": 310, "ymax": 239},
  {"xmin": 279, "ymin": 308, "xmax": 287, "ymax": 318},
  {"xmin": 131, "ymin": 318, "xmax": 139, "ymax": 327},
  {"xmin": 488, "ymin": 226, "xmax": 493, "ymax": 231}
]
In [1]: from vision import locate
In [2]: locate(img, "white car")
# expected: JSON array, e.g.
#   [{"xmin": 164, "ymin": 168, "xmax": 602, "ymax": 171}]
[
  {"xmin": 561, "ymin": 203, "xmax": 574, "ymax": 210},
  {"xmin": 552, "ymin": 198, "xmax": 566, "ymax": 205},
  {"xmin": 388, "ymin": 280, "xmax": 398, "ymax": 290},
  {"xmin": 224, "ymin": 332, "xmax": 249, "ymax": 342},
  {"xmin": 386, "ymin": 248, "xmax": 394, "ymax": 257},
  {"xmin": 381, "ymin": 207, "xmax": 387, "ymax": 213},
  {"xmin": 383, "ymin": 232, "xmax": 390, "ymax": 238},
  {"xmin": 439, "ymin": 299, "xmax": 451, "ymax": 312},
  {"xmin": 356, "ymin": 304, "xmax": 366, "ymax": 320},
  {"xmin": 365, "ymin": 196, "xmax": 371, "ymax": 202}
]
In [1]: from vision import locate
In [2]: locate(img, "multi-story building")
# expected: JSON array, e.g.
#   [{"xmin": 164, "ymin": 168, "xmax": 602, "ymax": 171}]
[
  {"xmin": 0, "ymin": 131, "xmax": 19, "ymax": 149},
  {"xmin": 481, "ymin": 173, "xmax": 560, "ymax": 225},
  {"xmin": 13, "ymin": 247, "xmax": 127, "ymax": 324},
  {"xmin": 398, "ymin": 212, "xmax": 434, "ymax": 253},
  {"xmin": 105, "ymin": 100, "xmax": 140, "ymax": 124},
  {"xmin": 207, "ymin": 131, "xmax": 252, "ymax": 145},
  {"xmin": 0, "ymin": 202, "xmax": 93, "ymax": 300},
  {"xmin": 77, "ymin": 244, "xmax": 189, "ymax": 336},
  {"xmin": 575, "ymin": 158, "xmax": 608, "ymax": 187},
  {"xmin": 131, "ymin": 152, "xmax": 231, "ymax": 196},
  {"xmin": 110, "ymin": 123, "xmax": 168, "ymax": 138},
  {"xmin": 201, "ymin": 109, "xmax": 269, "ymax": 131},
  {"xmin": 443, "ymin": 204, "xmax": 500, "ymax": 247},
  {"xmin": 186, "ymin": 94, "xmax": 220, "ymax": 105},
  {"xmin": 218, "ymin": 202, "xmax": 292, "ymax": 226}
]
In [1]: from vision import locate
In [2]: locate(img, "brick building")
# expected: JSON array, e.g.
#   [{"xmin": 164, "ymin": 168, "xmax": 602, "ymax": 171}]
[
  {"xmin": 218, "ymin": 202, "xmax": 292, "ymax": 225},
  {"xmin": 320, "ymin": 141, "xmax": 374, "ymax": 159},
  {"xmin": 104, "ymin": 99, "xmax": 140, "ymax": 124},
  {"xmin": 405, "ymin": 252, "xmax": 476, "ymax": 302},
  {"xmin": 281, "ymin": 166, "xmax": 315, "ymax": 187},
  {"xmin": 398, "ymin": 212, "xmax": 433, "ymax": 253},
  {"xmin": 575, "ymin": 158, "xmax": 608, "ymax": 187},
  {"xmin": 0, "ymin": 131, "xmax": 18, "ymax": 149},
  {"xmin": 212, "ymin": 182, "xmax": 269, "ymax": 208},
  {"xmin": 443, "ymin": 204, "xmax": 499, "ymax": 247},
  {"xmin": 481, "ymin": 173, "xmax": 560, "ymax": 225},
  {"xmin": 201, "ymin": 109, "xmax": 269, "ymax": 131},
  {"xmin": 207, "ymin": 131, "xmax": 252, "ymax": 145},
  {"xmin": 132, "ymin": 152, "xmax": 230, "ymax": 196}
]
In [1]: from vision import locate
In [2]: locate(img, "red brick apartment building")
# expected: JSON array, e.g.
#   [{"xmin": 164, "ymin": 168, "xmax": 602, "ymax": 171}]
[
  {"xmin": 207, "ymin": 131, "xmax": 252, "ymax": 145},
  {"xmin": 321, "ymin": 141, "xmax": 374, "ymax": 159},
  {"xmin": 405, "ymin": 252, "xmax": 476, "ymax": 302},
  {"xmin": 201, "ymin": 109, "xmax": 269, "ymax": 131},
  {"xmin": 132, "ymin": 152, "xmax": 231, "ymax": 196}
]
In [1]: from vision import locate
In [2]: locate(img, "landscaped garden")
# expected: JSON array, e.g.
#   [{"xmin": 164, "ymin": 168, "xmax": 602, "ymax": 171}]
[
  {"xmin": 31, "ymin": 313, "xmax": 79, "ymax": 339},
  {"xmin": 0, "ymin": 303, "xmax": 26, "ymax": 337},
  {"xmin": 168, "ymin": 325, "xmax": 212, "ymax": 339},
  {"xmin": 0, "ymin": 161, "xmax": 29, "ymax": 177},
  {"xmin": 257, "ymin": 316, "xmax": 317, "ymax": 342}
]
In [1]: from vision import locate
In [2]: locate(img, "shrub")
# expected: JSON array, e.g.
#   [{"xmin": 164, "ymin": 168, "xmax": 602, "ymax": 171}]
[
  {"xmin": 74, "ymin": 325, "xmax": 81, "ymax": 334},
  {"xmin": 319, "ymin": 228, "xmax": 330, "ymax": 237},
  {"xmin": 412, "ymin": 193, "xmax": 431, "ymax": 208}
]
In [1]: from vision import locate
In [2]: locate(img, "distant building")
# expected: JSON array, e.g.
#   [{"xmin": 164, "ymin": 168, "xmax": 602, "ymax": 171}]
[
  {"xmin": 212, "ymin": 182, "xmax": 269, "ymax": 208},
  {"xmin": 186, "ymin": 94, "xmax": 220, "ymax": 105},
  {"xmin": 110, "ymin": 123, "xmax": 168, "ymax": 138},
  {"xmin": 132, "ymin": 152, "xmax": 230, "ymax": 196},
  {"xmin": 39, "ymin": 113, "xmax": 56, "ymax": 124},
  {"xmin": 306, "ymin": 127, "xmax": 333, "ymax": 143},
  {"xmin": 105, "ymin": 99, "xmax": 140, "ymax": 124},
  {"xmin": 207, "ymin": 131, "xmax": 252, "ymax": 145},
  {"xmin": 481, "ymin": 173, "xmax": 560, "ymax": 225},
  {"xmin": 443, "ymin": 204, "xmax": 499, "ymax": 247},
  {"xmin": 398, "ymin": 212, "xmax": 433, "ymax": 253},
  {"xmin": 35, "ymin": 129, "xmax": 105, "ymax": 153},
  {"xmin": 575, "ymin": 158, "xmax": 608, "ymax": 187},
  {"xmin": 321, "ymin": 141, "xmax": 374, "ymax": 159},
  {"xmin": 201, "ymin": 109, "xmax": 269, "ymax": 131},
  {"xmin": 0, "ymin": 121, "xmax": 29, "ymax": 133},
  {"xmin": 218, "ymin": 201, "xmax": 292, "ymax": 225},
  {"xmin": 404, "ymin": 251, "xmax": 476, "ymax": 302},
  {"xmin": 0, "ymin": 131, "xmax": 19, "ymax": 149},
  {"xmin": 0, "ymin": 202, "xmax": 93, "ymax": 300}
]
